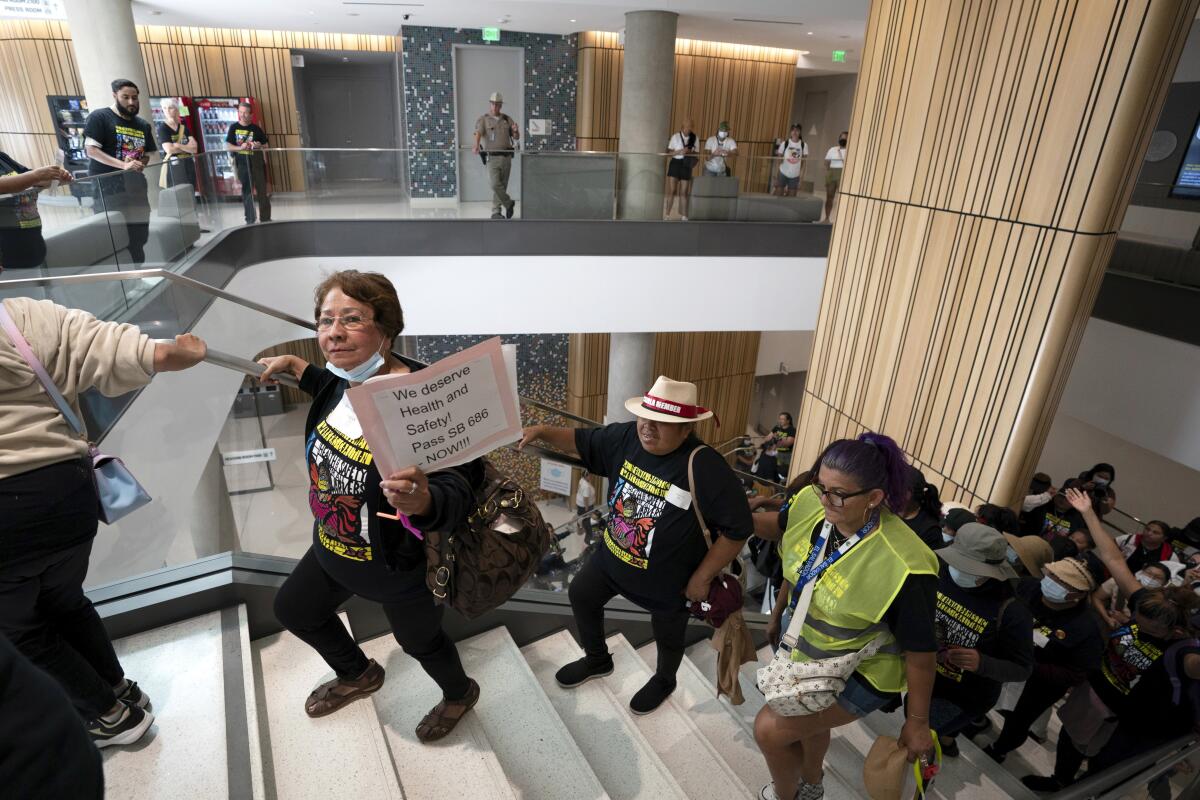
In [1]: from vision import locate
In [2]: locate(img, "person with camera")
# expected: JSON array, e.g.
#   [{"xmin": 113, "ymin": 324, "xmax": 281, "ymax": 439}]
[
  {"xmin": 473, "ymin": 91, "xmax": 519, "ymax": 219},
  {"xmin": 258, "ymin": 270, "xmax": 480, "ymax": 743},
  {"xmin": 1021, "ymin": 488, "xmax": 1200, "ymax": 792},
  {"xmin": 1020, "ymin": 478, "xmax": 1086, "ymax": 540}
]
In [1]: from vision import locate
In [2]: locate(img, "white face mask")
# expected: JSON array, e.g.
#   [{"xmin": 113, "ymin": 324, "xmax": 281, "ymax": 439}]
[
  {"xmin": 717, "ymin": 131, "xmax": 728, "ymax": 140},
  {"xmin": 1137, "ymin": 572, "xmax": 1164, "ymax": 589},
  {"xmin": 1041, "ymin": 575, "xmax": 1072, "ymax": 603},
  {"xmin": 942, "ymin": 532, "xmax": 955, "ymax": 544},
  {"xmin": 325, "ymin": 337, "xmax": 387, "ymax": 384},
  {"xmin": 1006, "ymin": 546, "xmax": 1021, "ymax": 565},
  {"xmin": 948, "ymin": 565, "xmax": 984, "ymax": 589}
]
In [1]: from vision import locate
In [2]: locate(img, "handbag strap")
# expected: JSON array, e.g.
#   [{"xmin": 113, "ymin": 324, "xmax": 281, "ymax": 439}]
[
  {"xmin": 781, "ymin": 529, "xmax": 830, "ymax": 649},
  {"xmin": 0, "ymin": 301, "xmax": 85, "ymax": 438},
  {"xmin": 686, "ymin": 445, "xmax": 713, "ymax": 550}
]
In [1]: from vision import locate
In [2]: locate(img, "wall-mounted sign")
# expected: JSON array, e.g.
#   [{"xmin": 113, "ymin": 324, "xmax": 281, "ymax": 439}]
[
  {"xmin": 0, "ymin": 0, "xmax": 64, "ymax": 19},
  {"xmin": 529, "ymin": 119, "xmax": 550, "ymax": 136},
  {"xmin": 540, "ymin": 459, "xmax": 572, "ymax": 496},
  {"xmin": 482, "ymin": 27, "xmax": 501, "ymax": 42},
  {"xmin": 222, "ymin": 448, "xmax": 277, "ymax": 466},
  {"xmin": 832, "ymin": 50, "xmax": 847, "ymax": 63}
]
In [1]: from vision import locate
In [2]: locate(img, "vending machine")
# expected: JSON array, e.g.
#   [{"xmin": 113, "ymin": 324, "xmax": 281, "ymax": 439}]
[{"xmin": 195, "ymin": 96, "xmax": 260, "ymax": 197}]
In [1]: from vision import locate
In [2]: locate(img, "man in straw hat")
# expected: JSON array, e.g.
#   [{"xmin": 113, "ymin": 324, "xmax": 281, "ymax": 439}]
[
  {"xmin": 927, "ymin": 523, "xmax": 1035, "ymax": 758},
  {"xmin": 520, "ymin": 376, "xmax": 753, "ymax": 713},
  {"xmin": 984, "ymin": 557, "xmax": 1102, "ymax": 764}
]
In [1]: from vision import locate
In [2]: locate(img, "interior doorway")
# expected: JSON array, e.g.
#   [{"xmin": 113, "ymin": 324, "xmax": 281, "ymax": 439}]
[
  {"xmin": 293, "ymin": 49, "xmax": 400, "ymax": 186},
  {"xmin": 454, "ymin": 45, "xmax": 523, "ymax": 204}
]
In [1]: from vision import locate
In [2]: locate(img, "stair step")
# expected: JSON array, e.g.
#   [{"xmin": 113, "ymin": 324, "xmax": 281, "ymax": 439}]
[
  {"xmin": 253, "ymin": 613, "xmax": 403, "ymax": 799},
  {"xmin": 684, "ymin": 638, "xmax": 769, "ymax": 730},
  {"xmin": 362, "ymin": 630, "xmax": 516, "ymax": 800},
  {"xmin": 648, "ymin": 640, "xmax": 859, "ymax": 799},
  {"xmin": 521, "ymin": 630, "xmax": 687, "ymax": 800},
  {"xmin": 602, "ymin": 634, "xmax": 751, "ymax": 799},
  {"xmin": 858, "ymin": 708, "xmax": 1038, "ymax": 800},
  {"xmin": 103, "ymin": 606, "xmax": 264, "ymax": 799}
]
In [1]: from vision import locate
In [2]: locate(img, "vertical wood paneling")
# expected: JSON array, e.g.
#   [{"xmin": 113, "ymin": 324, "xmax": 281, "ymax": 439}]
[
  {"xmin": 576, "ymin": 33, "xmax": 796, "ymax": 189},
  {"xmin": 0, "ymin": 21, "xmax": 396, "ymax": 191},
  {"xmin": 793, "ymin": 0, "xmax": 1197, "ymax": 506}
]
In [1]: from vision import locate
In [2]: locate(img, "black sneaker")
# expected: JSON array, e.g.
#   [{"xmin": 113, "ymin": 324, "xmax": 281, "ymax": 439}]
[
  {"xmin": 555, "ymin": 656, "xmax": 614, "ymax": 688},
  {"xmin": 116, "ymin": 679, "xmax": 151, "ymax": 710},
  {"xmin": 504, "ymin": 201, "xmax": 515, "ymax": 219},
  {"xmin": 88, "ymin": 701, "xmax": 154, "ymax": 748},
  {"xmin": 1021, "ymin": 775, "xmax": 1064, "ymax": 793},
  {"xmin": 938, "ymin": 737, "xmax": 960, "ymax": 758},
  {"xmin": 981, "ymin": 744, "xmax": 1007, "ymax": 764},
  {"xmin": 630, "ymin": 675, "xmax": 676, "ymax": 715},
  {"xmin": 962, "ymin": 715, "xmax": 990, "ymax": 739}
]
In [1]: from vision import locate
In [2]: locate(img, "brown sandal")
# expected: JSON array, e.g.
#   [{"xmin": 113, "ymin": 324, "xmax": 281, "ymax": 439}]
[
  {"xmin": 304, "ymin": 659, "xmax": 385, "ymax": 718},
  {"xmin": 415, "ymin": 679, "xmax": 480, "ymax": 742}
]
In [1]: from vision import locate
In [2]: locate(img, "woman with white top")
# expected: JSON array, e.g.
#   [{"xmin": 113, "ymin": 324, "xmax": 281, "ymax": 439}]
[
  {"xmin": 664, "ymin": 120, "xmax": 698, "ymax": 220},
  {"xmin": 775, "ymin": 124, "xmax": 808, "ymax": 197},
  {"xmin": 822, "ymin": 131, "xmax": 848, "ymax": 223}
]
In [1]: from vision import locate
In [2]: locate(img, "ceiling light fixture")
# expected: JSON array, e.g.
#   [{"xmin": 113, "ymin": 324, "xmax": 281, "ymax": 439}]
[
  {"xmin": 806, "ymin": 31, "xmax": 814, "ymax": 35},
  {"xmin": 569, "ymin": 19, "xmax": 576, "ymax": 23},
  {"xmin": 733, "ymin": 18, "xmax": 804, "ymax": 26}
]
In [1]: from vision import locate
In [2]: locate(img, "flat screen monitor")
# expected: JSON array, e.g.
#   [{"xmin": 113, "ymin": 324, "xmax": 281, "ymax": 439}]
[{"xmin": 1171, "ymin": 111, "xmax": 1200, "ymax": 197}]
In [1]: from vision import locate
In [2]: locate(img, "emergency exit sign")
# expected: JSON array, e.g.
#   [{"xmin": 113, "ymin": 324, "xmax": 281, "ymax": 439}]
[
  {"xmin": 832, "ymin": 50, "xmax": 846, "ymax": 63},
  {"xmin": 482, "ymin": 27, "xmax": 501, "ymax": 42}
]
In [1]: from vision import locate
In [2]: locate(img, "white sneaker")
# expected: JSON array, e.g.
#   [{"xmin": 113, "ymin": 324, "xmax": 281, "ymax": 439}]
[{"xmin": 681, "ymin": 216, "xmax": 688, "ymax": 221}]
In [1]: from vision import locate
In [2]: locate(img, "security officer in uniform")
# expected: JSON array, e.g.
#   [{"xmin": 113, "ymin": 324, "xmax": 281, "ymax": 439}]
[{"xmin": 472, "ymin": 91, "xmax": 519, "ymax": 219}]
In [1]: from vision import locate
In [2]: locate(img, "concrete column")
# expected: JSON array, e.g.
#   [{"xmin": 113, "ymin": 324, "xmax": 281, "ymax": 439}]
[
  {"xmin": 63, "ymin": 0, "xmax": 152, "ymax": 128},
  {"xmin": 604, "ymin": 333, "xmax": 656, "ymax": 424},
  {"xmin": 616, "ymin": 10, "xmax": 676, "ymax": 220}
]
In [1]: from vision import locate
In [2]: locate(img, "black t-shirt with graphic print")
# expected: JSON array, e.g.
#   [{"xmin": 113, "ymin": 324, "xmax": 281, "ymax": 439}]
[
  {"xmin": 1015, "ymin": 577, "xmax": 1103, "ymax": 675},
  {"xmin": 83, "ymin": 108, "xmax": 154, "ymax": 195},
  {"xmin": 574, "ymin": 421, "xmax": 752, "ymax": 612},
  {"xmin": 226, "ymin": 122, "xmax": 268, "ymax": 160},
  {"xmin": 0, "ymin": 152, "xmax": 46, "ymax": 269},
  {"xmin": 1090, "ymin": 588, "xmax": 1200, "ymax": 735}
]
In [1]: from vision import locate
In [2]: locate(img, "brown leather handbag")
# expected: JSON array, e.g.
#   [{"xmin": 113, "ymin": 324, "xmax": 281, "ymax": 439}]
[{"xmin": 424, "ymin": 459, "xmax": 552, "ymax": 620}]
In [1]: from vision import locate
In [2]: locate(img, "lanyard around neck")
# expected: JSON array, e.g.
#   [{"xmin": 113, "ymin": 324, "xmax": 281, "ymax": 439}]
[{"xmin": 790, "ymin": 515, "xmax": 877, "ymax": 610}]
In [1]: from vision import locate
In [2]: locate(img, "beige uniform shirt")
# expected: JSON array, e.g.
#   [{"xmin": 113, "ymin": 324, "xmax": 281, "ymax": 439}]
[
  {"xmin": 475, "ymin": 114, "xmax": 517, "ymax": 152},
  {"xmin": 0, "ymin": 297, "xmax": 155, "ymax": 480}
]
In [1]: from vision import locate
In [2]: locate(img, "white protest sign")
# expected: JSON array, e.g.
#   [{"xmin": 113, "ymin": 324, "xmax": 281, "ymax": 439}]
[
  {"xmin": 346, "ymin": 336, "xmax": 521, "ymax": 478},
  {"xmin": 539, "ymin": 458, "xmax": 572, "ymax": 495}
]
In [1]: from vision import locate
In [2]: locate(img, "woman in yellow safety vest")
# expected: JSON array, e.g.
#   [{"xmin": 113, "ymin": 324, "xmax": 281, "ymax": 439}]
[{"xmin": 754, "ymin": 432, "xmax": 939, "ymax": 800}]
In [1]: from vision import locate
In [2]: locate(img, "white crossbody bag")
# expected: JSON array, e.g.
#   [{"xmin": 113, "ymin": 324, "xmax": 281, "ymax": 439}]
[{"xmin": 756, "ymin": 521, "xmax": 885, "ymax": 716}]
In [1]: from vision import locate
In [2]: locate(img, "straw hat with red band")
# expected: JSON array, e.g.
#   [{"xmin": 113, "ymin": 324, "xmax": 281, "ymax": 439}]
[{"xmin": 624, "ymin": 376, "xmax": 718, "ymax": 425}]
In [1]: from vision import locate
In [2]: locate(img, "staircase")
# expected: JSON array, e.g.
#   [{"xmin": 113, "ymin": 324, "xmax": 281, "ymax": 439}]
[{"xmin": 100, "ymin": 607, "xmax": 1042, "ymax": 799}]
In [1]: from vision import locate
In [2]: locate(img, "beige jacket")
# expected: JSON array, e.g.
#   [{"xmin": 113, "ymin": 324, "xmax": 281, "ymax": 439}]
[{"xmin": 0, "ymin": 297, "xmax": 155, "ymax": 481}]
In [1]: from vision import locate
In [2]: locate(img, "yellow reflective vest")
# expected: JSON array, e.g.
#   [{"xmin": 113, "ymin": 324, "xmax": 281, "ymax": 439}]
[{"xmin": 779, "ymin": 485, "xmax": 939, "ymax": 694}]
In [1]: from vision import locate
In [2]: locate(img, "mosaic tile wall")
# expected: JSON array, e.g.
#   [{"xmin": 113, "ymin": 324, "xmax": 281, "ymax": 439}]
[
  {"xmin": 400, "ymin": 26, "xmax": 578, "ymax": 198},
  {"xmin": 412, "ymin": 334, "xmax": 573, "ymax": 500}
]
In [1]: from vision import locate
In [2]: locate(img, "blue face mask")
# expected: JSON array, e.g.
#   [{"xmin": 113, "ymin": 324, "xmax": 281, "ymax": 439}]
[
  {"xmin": 949, "ymin": 565, "xmax": 983, "ymax": 589},
  {"xmin": 326, "ymin": 351, "xmax": 386, "ymax": 383},
  {"xmin": 942, "ymin": 532, "xmax": 955, "ymax": 544},
  {"xmin": 1006, "ymin": 546, "xmax": 1021, "ymax": 565},
  {"xmin": 1041, "ymin": 575, "xmax": 1071, "ymax": 603}
]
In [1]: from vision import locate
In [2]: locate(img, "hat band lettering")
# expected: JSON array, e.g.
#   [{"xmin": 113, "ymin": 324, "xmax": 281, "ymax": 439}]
[{"xmin": 641, "ymin": 393, "xmax": 710, "ymax": 420}]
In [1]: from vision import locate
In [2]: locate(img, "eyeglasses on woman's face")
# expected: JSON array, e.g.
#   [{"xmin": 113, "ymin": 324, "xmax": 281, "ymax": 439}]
[
  {"xmin": 812, "ymin": 482, "xmax": 874, "ymax": 508},
  {"xmin": 316, "ymin": 313, "xmax": 373, "ymax": 332}
]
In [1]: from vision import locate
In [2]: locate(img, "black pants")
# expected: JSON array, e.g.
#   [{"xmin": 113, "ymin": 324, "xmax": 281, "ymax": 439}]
[
  {"xmin": 0, "ymin": 461, "xmax": 124, "ymax": 720},
  {"xmin": 0, "ymin": 633, "xmax": 103, "ymax": 800},
  {"xmin": 235, "ymin": 156, "xmax": 271, "ymax": 224},
  {"xmin": 1053, "ymin": 721, "xmax": 1167, "ymax": 785},
  {"xmin": 567, "ymin": 552, "xmax": 690, "ymax": 682},
  {"xmin": 274, "ymin": 548, "xmax": 471, "ymax": 701},
  {"xmin": 991, "ymin": 663, "xmax": 1076, "ymax": 755},
  {"xmin": 93, "ymin": 190, "xmax": 150, "ymax": 264}
]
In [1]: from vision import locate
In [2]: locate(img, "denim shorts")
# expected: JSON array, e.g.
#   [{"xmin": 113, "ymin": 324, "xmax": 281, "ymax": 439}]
[
  {"xmin": 777, "ymin": 173, "xmax": 800, "ymax": 189},
  {"xmin": 777, "ymin": 603, "xmax": 899, "ymax": 718}
]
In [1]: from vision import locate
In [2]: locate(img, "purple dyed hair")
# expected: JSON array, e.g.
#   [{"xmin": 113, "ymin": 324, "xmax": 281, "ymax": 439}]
[{"xmin": 816, "ymin": 432, "xmax": 910, "ymax": 512}]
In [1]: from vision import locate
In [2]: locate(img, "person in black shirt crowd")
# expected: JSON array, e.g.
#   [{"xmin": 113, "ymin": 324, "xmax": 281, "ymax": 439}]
[
  {"xmin": 1020, "ymin": 479, "xmax": 1085, "ymax": 541},
  {"xmin": 156, "ymin": 97, "xmax": 197, "ymax": 190},
  {"xmin": 976, "ymin": 503, "xmax": 1020, "ymax": 537},
  {"xmin": 1078, "ymin": 462, "xmax": 1115, "ymax": 488},
  {"xmin": 768, "ymin": 412, "xmax": 797, "ymax": 480},
  {"xmin": 1022, "ymin": 488, "xmax": 1200, "ymax": 793},
  {"xmin": 226, "ymin": 102, "xmax": 271, "ymax": 224},
  {"xmin": 898, "ymin": 466, "xmax": 943, "ymax": 550},
  {"xmin": 939, "ymin": 507, "xmax": 976, "ymax": 549},
  {"xmin": 258, "ymin": 271, "xmax": 480, "ymax": 743},
  {"xmin": 519, "ymin": 376, "xmax": 752, "ymax": 714},
  {"xmin": 1049, "ymin": 536, "xmax": 1079, "ymax": 561},
  {"xmin": 926, "ymin": 523, "xmax": 1034, "ymax": 758},
  {"xmin": 1167, "ymin": 518, "xmax": 1200, "ymax": 562},
  {"xmin": 0, "ymin": 156, "xmax": 71, "ymax": 270},
  {"xmin": 84, "ymin": 79, "xmax": 155, "ymax": 264},
  {"xmin": 984, "ymin": 556, "xmax": 1102, "ymax": 763}
]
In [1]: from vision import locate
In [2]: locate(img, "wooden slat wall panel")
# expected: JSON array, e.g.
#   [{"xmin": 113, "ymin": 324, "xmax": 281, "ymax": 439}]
[
  {"xmin": 654, "ymin": 331, "xmax": 760, "ymax": 445},
  {"xmin": 566, "ymin": 333, "xmax": 611, "ymax": 424},
  {"xmin": 576, "ymin": 33, "xmax": 797, "ymax": 189},
  {"xmin": 793, "ymin": 0, "xmax": 1196, "ymax": 506},
  {"xmin": 253, "ymin": 337, "xmax": 322, "ymax": 407},
  {"xmin": 0, "ymin": 21, "xmax": 396, "ymax": 191}
]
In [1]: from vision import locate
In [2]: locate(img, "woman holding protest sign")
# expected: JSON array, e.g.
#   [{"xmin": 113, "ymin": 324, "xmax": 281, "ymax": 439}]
[{"xmin": 258, "ymin": 270, "xmax": 481, "ymax": 742}]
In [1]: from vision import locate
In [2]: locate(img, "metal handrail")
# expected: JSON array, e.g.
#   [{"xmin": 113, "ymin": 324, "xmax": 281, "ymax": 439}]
[{"xmin": 1047, "ymin": 733, "xmax": 1198, "ymax": 800}]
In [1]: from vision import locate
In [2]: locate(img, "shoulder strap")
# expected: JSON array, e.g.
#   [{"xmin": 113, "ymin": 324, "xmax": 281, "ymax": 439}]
[
  {"xmin": 0, "ymin": 301, "xmax": 85, "ymax": 437},
  {"xmin": 781, "ymin": 529, "xmax": 831, "ymax": 649},
  {"xmin": 686, "ymin": 445, "xmax": 712, "ymax": 550}
]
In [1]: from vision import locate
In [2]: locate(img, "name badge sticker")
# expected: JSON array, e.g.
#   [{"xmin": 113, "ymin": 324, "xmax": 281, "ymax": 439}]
[{"xmin": 666, "ymin": 484, "xmax": 692, "ymax": 511}]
